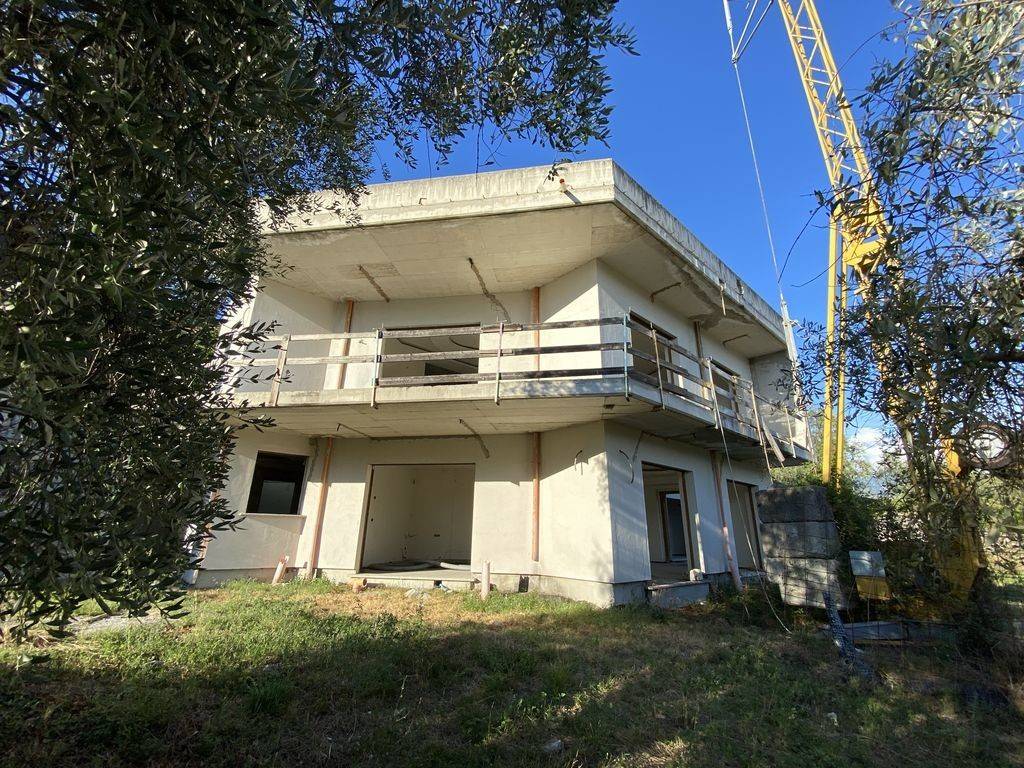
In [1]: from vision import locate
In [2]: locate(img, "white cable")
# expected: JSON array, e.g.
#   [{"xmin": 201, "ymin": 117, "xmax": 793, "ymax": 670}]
[
  {"xmin": 708, "ymin": 365, "xmax": 792, "ymax": 633},
  {"xmin": 734, "ymin": 0, "xmax": 776, "ymax": 63},
  {"xmin": 722, "ymin": 0, "xmax": 799, "ymax": 366}
]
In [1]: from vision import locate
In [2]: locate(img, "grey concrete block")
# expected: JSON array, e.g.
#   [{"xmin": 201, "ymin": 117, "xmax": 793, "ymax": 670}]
[
  {"xmin": 764, "ymin": 556, "xmax": 847, "ymax": 609},
  {"xmin": 760, "ymin": 520, "xmax": 842, "ymax": 559},
  {"xmin": 763, "ymin": 555, "xmax": 841, "ymax": 583},
  {"xmin": 756, "ymin": 486, "xmax": 834, "ymax": 523}
]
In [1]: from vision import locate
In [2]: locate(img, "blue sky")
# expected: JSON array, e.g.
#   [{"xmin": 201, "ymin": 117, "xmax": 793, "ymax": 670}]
[{"xmin": 369, "ymin": 1, "xmax": 901, "ymax": 338}]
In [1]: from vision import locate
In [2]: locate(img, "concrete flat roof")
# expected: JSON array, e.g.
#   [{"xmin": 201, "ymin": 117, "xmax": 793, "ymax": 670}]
[{"xmin": 263, "ymin": 159, "xmax": 788, "ymax": 353}]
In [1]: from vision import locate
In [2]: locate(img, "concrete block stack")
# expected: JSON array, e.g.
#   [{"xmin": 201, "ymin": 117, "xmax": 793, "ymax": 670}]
[{"xmin": 756, "ymin": 486, "xmax": 848, "ymax": 609}]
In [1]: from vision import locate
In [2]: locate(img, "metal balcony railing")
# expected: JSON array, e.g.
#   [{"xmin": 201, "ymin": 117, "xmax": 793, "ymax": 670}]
[{"xmin": 228, "ymin": 314, "xmax": 808, "ymax": 455}]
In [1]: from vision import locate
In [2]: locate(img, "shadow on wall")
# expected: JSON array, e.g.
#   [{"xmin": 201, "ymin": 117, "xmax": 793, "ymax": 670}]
[{"xmin": 1, "ymin": 586, "xmax": 1013, "ymax": 767}]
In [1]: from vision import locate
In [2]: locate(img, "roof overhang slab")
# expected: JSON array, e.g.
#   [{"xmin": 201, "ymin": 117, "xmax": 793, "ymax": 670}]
[{"xmin": 263, "ymin": 159, "xmax": 788, "ymax": 357}]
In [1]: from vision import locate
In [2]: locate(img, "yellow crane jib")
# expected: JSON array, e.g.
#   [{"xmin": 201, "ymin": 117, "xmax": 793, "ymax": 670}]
[
  {"xmin": 726, "ymin": 0, "xmax": 985, "ymax": 598},
  {"xmin": 775, "ymin": 0, "xmax": 891, "ymax": 484}
]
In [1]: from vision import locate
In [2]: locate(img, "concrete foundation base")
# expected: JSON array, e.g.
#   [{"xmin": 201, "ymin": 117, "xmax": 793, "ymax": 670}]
[
  {"xmin": 316, "ymin": 567, "xmax": 472, "ymax": 591},
  {"xmin": 194, "ymin": 567, "xmax": 711, "ymax": 610},
  {"xmin": 646, "ymin": 580, "xmax": 710, "ymax": 609},
  {"xmin": 359, "ymin": 568, "xmax": 476, "ymax": 592},
  {"xmin": 192, "ymin": 567, "xmax": 283, "ymax": 587},
  {"xmin": 529, "ymin": 575, "xmax": 648, "ymax": 607},
  {"xmin": 319, "ymin": 567, "xmax": 650, "ymax": 607}
]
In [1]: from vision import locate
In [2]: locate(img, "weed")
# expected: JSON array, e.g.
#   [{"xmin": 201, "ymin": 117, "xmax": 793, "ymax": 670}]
[{"xmin": 244, "ymin": 674, "xmax": 294, "ymax": 716}]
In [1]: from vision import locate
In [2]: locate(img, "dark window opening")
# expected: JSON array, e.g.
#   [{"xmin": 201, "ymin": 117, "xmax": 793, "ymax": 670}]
[{"xmin": 246, "ymin": 452, "xmax": 307, "ymax": 515}]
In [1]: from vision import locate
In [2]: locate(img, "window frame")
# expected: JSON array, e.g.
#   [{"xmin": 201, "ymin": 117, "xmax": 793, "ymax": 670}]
[
  {"xmin": 726, "ymin": 479, "xmax": 763, "ymax": 569},
  {"xmin": 709, "ymin": 359, "xmax": 741, "ymax": 417}
]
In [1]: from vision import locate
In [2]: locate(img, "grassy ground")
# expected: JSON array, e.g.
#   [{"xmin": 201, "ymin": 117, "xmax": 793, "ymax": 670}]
[{"xmin": 1, "ymin": 581, "xmax": 1020, "ymax": 768}]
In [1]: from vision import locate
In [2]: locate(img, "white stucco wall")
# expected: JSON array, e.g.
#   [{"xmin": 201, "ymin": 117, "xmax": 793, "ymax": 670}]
[
  {"xmin": 594, "ymin": 261, "xmax": 752, "ymax": 382},
  {"xmin": 342, "ymin": 291, "xmax": 531, "ymax": 388},
  {"xmin": 244, "ymin": 280, "xmax": 346, "ymax": 393},
  {"xmin": 538, "ymin": 261, "xmax": 610, "ymax": 375},
  {"xmin": 208, "ymin": 422, "xmax": 620, "ymax": 587},
  {"xmin": 750, "ymin": 350, "xmax": 797, "ymax": 406},
  {"xmin": 600, "ymin": 421, "xmax": 770, "ymax": 581},
  {"xmin": 301, "ymin": 433, "xmax": 534, "ymax": 575},
  {"xmin": 538, "ymin": 421, "xmax": 616, "ymax": 584},
  {"xmin": 202, "ymin": 515, "xmax": 307, "ymax": 571},
  {"xmin": 324, "ymin": 261, "xmax": 618, "ymax": 391},
  {"xmin": 204, "ymin": 419, "xmax": 772, "ymax": 594},
  {"xmin": 306, "ymin": 425, "xmax": 617, "ymax": 585},
  {"xmin": 202, "ymin": 429, "xmax": 316, "ymax": 571}
]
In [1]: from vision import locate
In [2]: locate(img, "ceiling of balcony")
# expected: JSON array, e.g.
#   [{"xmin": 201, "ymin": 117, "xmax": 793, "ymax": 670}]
[
  {"xmin": 270, "ymin": 202, "xmax": 633, "ymax": 300},
  {"xmin": 267, "ymin": 201, "xmax": 784, "ymax": 357}
]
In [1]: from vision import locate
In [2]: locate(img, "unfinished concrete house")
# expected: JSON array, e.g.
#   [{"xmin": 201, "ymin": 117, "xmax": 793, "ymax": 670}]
[{"xmin": 198, "ymin": 159, "xmax": 811, "ymax": 606}]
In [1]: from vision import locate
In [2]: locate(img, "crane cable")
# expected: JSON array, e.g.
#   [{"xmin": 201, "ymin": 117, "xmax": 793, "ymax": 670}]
[
  {"xmin": 721, "ymin": 0, "xmax": 799, "ymax": 368},
  {"xmin": 708, "ymin": 364, "xmax": 792, "ymax": 634}
]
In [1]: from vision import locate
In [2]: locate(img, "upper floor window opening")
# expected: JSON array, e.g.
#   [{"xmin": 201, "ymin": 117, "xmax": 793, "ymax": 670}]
[{"xmin": 629, "ymin": 311, "xmax": 679, "ymax": 388}]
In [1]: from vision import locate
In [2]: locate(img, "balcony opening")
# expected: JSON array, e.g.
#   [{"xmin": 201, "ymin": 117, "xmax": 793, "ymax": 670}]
[
  {"xmin": 245, "ymin": 452, "xmax": 307, "ymax": 515},
  {"xmin": 727, "ymin": 480, "xmax": 763, "ymax": 570},
  {"xmin": 379, "ymin": 325, "xmax": 480, "ymax": 384},
  {"xmin": 710, "ymin": 360, "xmax": 743, "ymax": 420},
  {"xmin": 358, "ymin": 464, "xmax": 475, "ymax": 577},
  {"xmin": 642, "ymin": 463, "xmax": 699, "ymax": 583},
  {"xmin": 629, "ymin": 312, "xmax": 677, "ymax": 387}
]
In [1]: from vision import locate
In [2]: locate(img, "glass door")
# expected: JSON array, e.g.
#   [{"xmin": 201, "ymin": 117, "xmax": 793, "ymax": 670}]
[{"xmin": 660, "ymin": 491, "xmax": 690, "ymax": 565}]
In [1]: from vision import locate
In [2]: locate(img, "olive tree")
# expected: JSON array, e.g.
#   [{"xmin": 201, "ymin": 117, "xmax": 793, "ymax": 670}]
[
  {"xmin": 0, "ymin": 0, "xmax": 634, "ymax": 637},
  {"xmin": 802, "ymin": 0, "xmax": 1023, "ymax": 599}
]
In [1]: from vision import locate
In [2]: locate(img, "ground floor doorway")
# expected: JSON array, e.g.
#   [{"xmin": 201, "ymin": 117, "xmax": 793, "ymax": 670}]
[
  {"xmin": 358, "ymin": 464, "xmax": 475, "ymax": 573},
  {"xmin": 642, "ymin": 463, "xmax": 699, "ymax": 582}
]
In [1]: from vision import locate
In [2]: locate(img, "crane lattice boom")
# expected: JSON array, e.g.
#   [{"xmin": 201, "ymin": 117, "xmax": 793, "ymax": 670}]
[{"xmin": 777, "ymin": 0, "xmax": 888, "ymax": 275}]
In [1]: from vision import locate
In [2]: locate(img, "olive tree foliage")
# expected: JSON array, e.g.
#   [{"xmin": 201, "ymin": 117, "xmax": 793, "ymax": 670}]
[
  {"xmin": 0, "ymin": 0, "xmax": 635, "ymax": 637},
  {"xmin": 801, "ymin": 0, "xmax": 1024, "ymax": 594}
]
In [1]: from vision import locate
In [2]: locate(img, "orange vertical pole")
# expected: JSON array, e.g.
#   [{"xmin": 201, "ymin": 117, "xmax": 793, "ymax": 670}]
[{"xmin": 305, "ymin": 437, "xmax": 335, "ymax": 578}]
